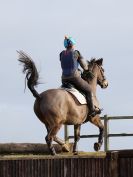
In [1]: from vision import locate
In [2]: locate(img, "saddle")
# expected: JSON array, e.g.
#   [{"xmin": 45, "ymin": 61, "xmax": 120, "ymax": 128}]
[
  {"xmin": 61, "ymin": 82, "xmax": 87, "ymax": 104},
  {"xmin": 61, "ymin": 83, "xmax": 100, "ymax": 111}
]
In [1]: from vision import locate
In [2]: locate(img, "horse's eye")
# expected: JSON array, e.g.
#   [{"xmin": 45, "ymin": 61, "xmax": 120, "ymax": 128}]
[{"xmin": 101, "ymin": 68, "xmax": 104, "ymax": 72}]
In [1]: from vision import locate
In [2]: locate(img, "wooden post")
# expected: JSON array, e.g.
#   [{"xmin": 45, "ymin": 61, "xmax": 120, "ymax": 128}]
[
  {"xmin": 64, "ymin": 125, "xmax": 69, "ymax": 144},
  {"xmin": 107, "ymin": 151, "xmax": 119, "ymax": 177},
  {"xmin": 104, "ymin": 115, "xmax": 109, "ymax": 151}
]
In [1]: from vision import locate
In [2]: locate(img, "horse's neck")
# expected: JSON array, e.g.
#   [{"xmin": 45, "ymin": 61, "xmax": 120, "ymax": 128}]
[
  {"xmin": 89, "ymin": 76, "xmax": 100, "ymax": 108},
  {"xmin": 89, "ymin": 77, "xmax": 97, "ymax": 96}
]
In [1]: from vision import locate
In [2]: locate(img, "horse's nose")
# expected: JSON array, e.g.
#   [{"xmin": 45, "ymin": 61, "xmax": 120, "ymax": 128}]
[{"xmin": 103, "ymin": 80, "xmax": 108, "ymax": 88}]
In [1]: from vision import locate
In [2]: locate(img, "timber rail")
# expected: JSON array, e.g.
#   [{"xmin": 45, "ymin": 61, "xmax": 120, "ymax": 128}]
[
  {"xmin": 64, "ymin": 115, "xmax": 133, "ymax": 151},
  {"xmin": 0, "ymin": 115, "xmax": 133, "ymax": 177},
  {"xmin": 0, "ymin": 150, "xmax": 133, "ymax": 177}
]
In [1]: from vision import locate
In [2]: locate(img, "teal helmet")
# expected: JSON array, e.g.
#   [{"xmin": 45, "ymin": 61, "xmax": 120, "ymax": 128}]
[{"xmin": 64, "ymin": 36, "xmax": 76, "ymax": 48}]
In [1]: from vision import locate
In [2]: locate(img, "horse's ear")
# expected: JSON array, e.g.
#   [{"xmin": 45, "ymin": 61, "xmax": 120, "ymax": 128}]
[{"xmin": 96, "ymin": 58, "xmax": 103, "ymax": 66}]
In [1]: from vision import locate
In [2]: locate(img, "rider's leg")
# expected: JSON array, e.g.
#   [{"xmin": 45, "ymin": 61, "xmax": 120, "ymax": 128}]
[
  {"xmin": 62, "ymin": 77, "xmax": 101, "ymax": 116},
  {"xmin": 86, "ymin": 93, "xmax": 101, "ymax": 116}
]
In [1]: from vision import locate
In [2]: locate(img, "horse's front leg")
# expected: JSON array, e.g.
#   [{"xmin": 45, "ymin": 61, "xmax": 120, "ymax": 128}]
[
  {"xmin": 90, "ymin": 115, "xmax": 104, "ymax": 151},
  {"xmin": 73, "ymin": 124, "xmax": 81, "ymax": 155}
]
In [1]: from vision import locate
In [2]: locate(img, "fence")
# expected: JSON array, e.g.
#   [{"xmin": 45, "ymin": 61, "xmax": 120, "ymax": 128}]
[
  {"xmin": 1, "ymin": 151, "xmax": 133, "ymax": 177},
  {"xmin": 64, "ymin": 115, "xmax": 133, "ymax": 151}
]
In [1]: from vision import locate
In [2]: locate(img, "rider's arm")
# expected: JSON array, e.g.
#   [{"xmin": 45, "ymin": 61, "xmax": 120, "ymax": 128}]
[
  {"xmin": 75, "ymin": 50, "xmax": 88, "ymax": 71},
  {"xmin": 59, "ymin": 51, "xmax": 64, "ymax": 61}
]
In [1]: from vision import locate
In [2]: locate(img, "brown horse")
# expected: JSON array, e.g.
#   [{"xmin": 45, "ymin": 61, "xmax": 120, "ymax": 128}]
[{"xmin": 18, "ymin": 51, "xmax": 108, "ymax": 155}]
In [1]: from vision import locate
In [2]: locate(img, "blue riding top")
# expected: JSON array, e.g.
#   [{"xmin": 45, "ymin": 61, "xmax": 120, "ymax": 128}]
[{"xmin": 60, "ymin": 49, "xmax": 82, "ymax": 77}]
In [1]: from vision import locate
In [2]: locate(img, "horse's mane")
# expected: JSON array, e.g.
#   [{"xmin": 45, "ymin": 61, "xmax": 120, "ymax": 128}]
[
  {"xmin": 82, "ymin": 58, "xmax": 101, "ymax": 81},
  {"xmin": 88, "ymin": 58, "xmax": 96, "ymax": 64},
  {"xmin": 87, "ymin": 58, "xmax": 103, "ymax": 68}
]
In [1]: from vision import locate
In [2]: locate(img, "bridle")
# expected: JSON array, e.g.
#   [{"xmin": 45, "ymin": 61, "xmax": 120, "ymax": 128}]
[
  {"xmin": 96, "ymin": 64, "xmax": 106, "ymax": 86},
  {"xmin": 82, "ymin": 62, "xmax": 106, "ymax": 86}
]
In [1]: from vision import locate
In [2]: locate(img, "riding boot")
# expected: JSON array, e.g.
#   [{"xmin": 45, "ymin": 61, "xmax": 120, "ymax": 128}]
[{"xmin": 86, "ymin": 95, "xmax": 102, "ymax": 117}]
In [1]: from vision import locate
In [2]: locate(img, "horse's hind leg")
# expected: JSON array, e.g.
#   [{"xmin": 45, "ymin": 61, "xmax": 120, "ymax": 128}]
[
  {"xmin": 45, "ymin": 134, "xmax": 55, "ymax": 155},
  {"xmin": 46, "ymin": 124, "xmax": 70, "ymax": 152},
  {"xmin": 53, "ymin": 136, "xmax": 70, "ymax": 152},
  {"xmin": 45, "ymin": 124, "xmax": 62, "ymax": 155},
  {"xmin": 89, "ymin": 115, "xmax": 104, "ymax": 151},
  {"xmin": 73, "ymin": 124, "xmax": 81, "ymax": 155}
]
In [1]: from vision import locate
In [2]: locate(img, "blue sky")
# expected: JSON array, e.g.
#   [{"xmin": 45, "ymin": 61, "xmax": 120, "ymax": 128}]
[{"xmin": 0, "ymin": 0, "xmax": 133, "ymax": 151}]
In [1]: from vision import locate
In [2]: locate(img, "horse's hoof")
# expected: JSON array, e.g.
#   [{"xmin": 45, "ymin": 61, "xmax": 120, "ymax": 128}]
[
  {"xmin": 51, "ymin": 152, "xmax": 56, "ymax": 156},
  {"xmin": 50, "ymin": 148, "xmax": 56, "ymax": 155},
  {"xmin": 94, "ymin": 142, "xmax": 101, "ymax": 151},
  {"xmin": 62, "ymin": 144, "xmax": 70, "ymax": 152},
  {"xmin": 73, "ymin": 151, "xmax": 78, "ymax": 155}
]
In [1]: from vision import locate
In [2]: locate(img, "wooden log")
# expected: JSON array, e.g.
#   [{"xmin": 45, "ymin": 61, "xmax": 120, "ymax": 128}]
[{"xmin": 0, "ymin": 143, "xmax": 73, "ymax": 154}]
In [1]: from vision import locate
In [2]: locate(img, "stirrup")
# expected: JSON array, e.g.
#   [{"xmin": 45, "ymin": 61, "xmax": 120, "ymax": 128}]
[
  {"xmin": 89, "ymin": 108, "xmax": 103, "ymax": 117},
  {"xmin": 95, "ymin": 108, "xmax": 103, "ymax": 114}
]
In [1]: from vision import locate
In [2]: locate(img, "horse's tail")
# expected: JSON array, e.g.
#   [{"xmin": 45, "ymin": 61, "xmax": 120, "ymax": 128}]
[{"xmin": 17, "ymin": 50, "xmax": 40, "ymax": 99}]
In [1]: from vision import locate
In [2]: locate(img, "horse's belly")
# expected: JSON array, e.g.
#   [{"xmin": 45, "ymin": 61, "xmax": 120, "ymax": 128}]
[
  {"xmin": 34, "ymin": 90, "xmax": 88, "ymax": 126},
  {"xmin": 65, "ymin": 106, "xmax": 88, "ymax": 125}
]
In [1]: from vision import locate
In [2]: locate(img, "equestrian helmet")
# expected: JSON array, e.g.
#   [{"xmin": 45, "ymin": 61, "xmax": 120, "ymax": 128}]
[{"xmin": 64, "ymin": 36, "xmax": 76, "ymax": 48}]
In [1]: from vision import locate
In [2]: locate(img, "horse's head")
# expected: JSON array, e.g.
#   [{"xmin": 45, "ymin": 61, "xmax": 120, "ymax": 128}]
[{"xmin": 82, "ymin": 58, "xmax": 108, "ymax": 89}]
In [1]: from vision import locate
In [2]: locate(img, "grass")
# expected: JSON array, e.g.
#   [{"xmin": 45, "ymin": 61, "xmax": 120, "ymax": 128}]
[{"xmin": 0, "ymin": 151, "xmax": 106, "ymax": 160}]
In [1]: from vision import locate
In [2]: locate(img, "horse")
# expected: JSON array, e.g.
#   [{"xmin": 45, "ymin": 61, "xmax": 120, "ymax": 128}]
[{"xmin": 18, "ymin": 51, "xmax": 108, "ymax": 155}]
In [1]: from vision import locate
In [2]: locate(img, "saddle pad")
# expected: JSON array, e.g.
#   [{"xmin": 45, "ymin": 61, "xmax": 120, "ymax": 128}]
[{"xmin": 62, "ymin": 87, "xmax": 87, "ymax": 104}]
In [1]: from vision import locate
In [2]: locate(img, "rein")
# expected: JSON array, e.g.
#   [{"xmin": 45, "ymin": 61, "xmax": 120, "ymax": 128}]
[
  {"xmin": 96, "ymin": 64, "xmax": 106, "ymax": 84},
  {"xmin": 82, "ymin": 63, "xmax": 106, "ymax": 84}
]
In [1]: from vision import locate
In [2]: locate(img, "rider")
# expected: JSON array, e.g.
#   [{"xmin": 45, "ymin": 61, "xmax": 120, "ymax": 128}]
[{"xmin": 60, "ymin": 36, "xmax": 101, "ymax": 117}]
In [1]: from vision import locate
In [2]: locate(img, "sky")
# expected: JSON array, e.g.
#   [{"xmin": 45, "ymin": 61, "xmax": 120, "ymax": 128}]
[{"xmin": 0, "ymin": 0, "xmax": 133, "ymax": 152}]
